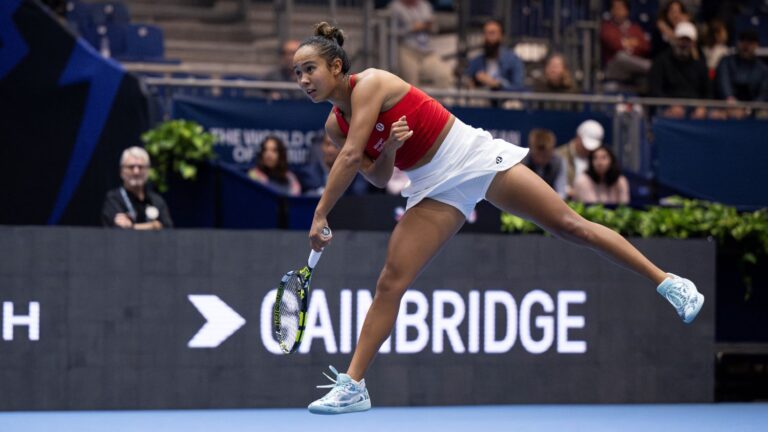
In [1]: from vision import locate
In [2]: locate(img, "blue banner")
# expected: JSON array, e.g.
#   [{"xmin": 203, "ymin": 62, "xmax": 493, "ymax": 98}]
[
  {"xmin": 451, "ymin": 106, "xmax": 612, "ymax": 148},
  {"xmin": 172, "ymin": 96, "xmax": 329, "ymax": 193},
  {"xmin": 172, "ymin": 96, "xmax": 328, "ymax": 166},
  {"xmin": 172, "ymin": 96, "xmax": 613, "ymax": 164},
  {"xmin": 654, "ymin": 118, "xmax": 768, "ymax": 208}
]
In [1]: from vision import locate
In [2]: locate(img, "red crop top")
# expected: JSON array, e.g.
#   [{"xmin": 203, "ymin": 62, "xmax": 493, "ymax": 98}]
[{"xmin": 332, "ymin": 74, "xmax": 451, "ymax": 170}]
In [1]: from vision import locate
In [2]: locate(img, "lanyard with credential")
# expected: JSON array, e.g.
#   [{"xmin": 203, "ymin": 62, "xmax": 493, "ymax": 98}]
[{"xmin": 119, "ymin": 187, "xmax": 137, "ymax": 221}]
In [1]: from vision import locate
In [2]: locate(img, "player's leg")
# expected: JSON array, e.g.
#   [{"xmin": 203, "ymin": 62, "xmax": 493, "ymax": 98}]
[
  {"xmin": 485, "ymin": 164, "xmax": 703, "ymax": 322},
  {"xmin": 348, "ymin": 198, "xmax": 465, "ymax": 379},
  {"xmin": 308, "ymin": 199, "xmax": 465, "ymax": 414},
  {"xmin": 487, "ymin": 164, "xmax": 664, "ymax": 282}
]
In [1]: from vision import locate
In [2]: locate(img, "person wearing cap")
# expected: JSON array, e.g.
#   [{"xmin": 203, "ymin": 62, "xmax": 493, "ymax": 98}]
[
  {"xmin": 649, "ymin": 21, "xmax": 711, "ymax": 119},
  {"xmin": 522, "ymin": 129, "xmax": 567, "ymax": 199},
  {"xmin": 556, "ymin": 120, "xmax": 604, "ymax": 199},
  {"xmin": 715, "ymin": 30, "xmax": 768, "ymax": 106}
]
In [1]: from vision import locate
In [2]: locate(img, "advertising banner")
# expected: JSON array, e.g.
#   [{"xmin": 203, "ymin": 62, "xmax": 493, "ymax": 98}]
[{"xmin": 0, "ymin": 227, "xmax": 714, "ymax": 409}]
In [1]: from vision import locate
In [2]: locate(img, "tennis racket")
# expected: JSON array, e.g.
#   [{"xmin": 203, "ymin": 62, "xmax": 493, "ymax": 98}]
[{"xmin": 273, "ymin": 226, "xmax": 331, "ymax": 354}]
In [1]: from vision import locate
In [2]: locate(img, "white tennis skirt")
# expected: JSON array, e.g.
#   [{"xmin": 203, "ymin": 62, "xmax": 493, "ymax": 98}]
[{"xmin": 401, "ymin": 118, "xmax": 529, "ymax": 218}]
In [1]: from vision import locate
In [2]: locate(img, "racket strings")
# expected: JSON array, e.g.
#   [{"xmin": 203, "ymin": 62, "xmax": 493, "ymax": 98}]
[{"xmin": 277, "ymin": 274, "xmax": 303, "ymax": 345}]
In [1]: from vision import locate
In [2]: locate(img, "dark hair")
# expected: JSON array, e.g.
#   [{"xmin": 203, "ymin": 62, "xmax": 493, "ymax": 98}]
[
  {"xmin": 739, "ymin": 30, "xmax": 759, "ymax": 43},
  {"xmin": 256, "ymin": 136, "xmax": 290, "ymax": 182},
  {"xmin": 703, "ymin": 20, "xmax": 727, "ymax": 47},
  {"xmin": 543, "ymin": 52, "xmax": 575, "ymax": 90},
  {"xmin": 586, "ymin": 147, "xmax": 621, "ymax": 186},
  {"xmin": 658, "ymin": 0, "xmax": 688, "ymax": 25},
  {"xmin": 298, "ymin": 22, "xmax": 351, "ymax": 74}
]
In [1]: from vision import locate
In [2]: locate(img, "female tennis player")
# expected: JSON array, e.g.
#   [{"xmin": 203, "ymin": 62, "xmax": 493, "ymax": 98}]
[{"xmin": 296, "ymin": 22, "xmax": 704, "ymax": 414}]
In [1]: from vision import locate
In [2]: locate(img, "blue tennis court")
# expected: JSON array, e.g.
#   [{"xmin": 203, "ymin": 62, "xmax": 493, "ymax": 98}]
[{"xmin": 1, "ymin": 404, "xmax": 766, "ymax": 432}]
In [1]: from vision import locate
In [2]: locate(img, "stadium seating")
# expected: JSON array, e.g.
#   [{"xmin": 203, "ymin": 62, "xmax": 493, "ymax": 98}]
[{"xmin": 66, "ymin": 0, "xmax": 167, "ymax": 61}]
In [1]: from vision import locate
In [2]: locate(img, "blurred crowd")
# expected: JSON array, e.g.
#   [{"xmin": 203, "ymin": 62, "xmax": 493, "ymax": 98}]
[{"xmin": 93, "ymin": 0, "xmax": 768, "ymax": 225}]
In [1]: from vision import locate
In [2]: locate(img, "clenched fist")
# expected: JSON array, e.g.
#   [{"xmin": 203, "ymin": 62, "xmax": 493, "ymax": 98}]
[{"xmin": 383, "ymin": 116, "xmax": 414, "ymax": 154}]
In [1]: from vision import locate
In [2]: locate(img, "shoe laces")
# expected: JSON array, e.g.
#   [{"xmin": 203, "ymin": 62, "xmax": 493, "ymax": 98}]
[
  {"xmin": 315, "ymin": 365, "xmax": 359, "ymax": 402},
  {"xmin": 317, "ymin": 365, "xmax": 342, "ymax": 389}
]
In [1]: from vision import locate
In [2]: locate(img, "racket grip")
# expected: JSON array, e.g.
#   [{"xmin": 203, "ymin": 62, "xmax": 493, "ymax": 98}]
[
  {"xmin": 308, "ymin": 249, "xmax": 323, "ymax": 269},
  {"xmin": 308, "ymin": 226, "xmax": 331, "ymax": 269}
]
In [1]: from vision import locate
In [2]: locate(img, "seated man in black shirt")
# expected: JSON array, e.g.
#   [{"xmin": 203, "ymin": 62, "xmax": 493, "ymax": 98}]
[
  {"xmin": 101, "ymin": 146, "xmax": 173, "ymax": 229},
  {"xmin": 649, "ymin": 22, "xmax": 711, "ymax": 119}
]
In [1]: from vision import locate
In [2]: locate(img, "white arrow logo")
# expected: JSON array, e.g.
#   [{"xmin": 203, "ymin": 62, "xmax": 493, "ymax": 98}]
[{"xmin": 187, "ymin": 295, "xmax": 246, "ymax": 348}]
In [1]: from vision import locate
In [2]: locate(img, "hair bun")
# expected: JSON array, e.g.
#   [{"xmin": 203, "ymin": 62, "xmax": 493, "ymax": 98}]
[{"xmin": 314, "ymin": 22, "xmax": 345, "ymax": 47}]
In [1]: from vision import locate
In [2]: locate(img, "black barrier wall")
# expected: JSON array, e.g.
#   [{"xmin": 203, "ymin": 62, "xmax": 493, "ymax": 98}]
[{"xmin": 0, "ymin": 227, "xmax": 714, "ymax": 409}]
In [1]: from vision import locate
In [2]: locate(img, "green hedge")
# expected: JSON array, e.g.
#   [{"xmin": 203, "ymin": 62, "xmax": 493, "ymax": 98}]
[
  {"xmin": 141, "ymin": 120, "xmax": 216, "ymax": 193},
  {"xmin": 501, "ymin": 198, "xmax": 768, "ymax": 298}
]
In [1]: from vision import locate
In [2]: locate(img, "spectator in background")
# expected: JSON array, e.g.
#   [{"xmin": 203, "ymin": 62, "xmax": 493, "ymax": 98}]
[
  {"xmin": 649, "ymin": 22, "xmax": 711, "ymax": 119},
  {"xmin": 532, "ymin": 53, "xmax": 579, "ymax": 111},
  {"xmin": 652, "ymin": 0, "xmax": 692, "ymax": 57},
  {"xmin": 465, "ymin": 19, "xmax": 525, "ymax": 93},
  {"xmin": 311, "ymin": 133, "xmax": 370, "ymax": 196},
  {"xmin": 102, "ymin": 147, "xmax": 173, "ymax": 229},
  {"xmin": 263, "ymin": 39, "xmax": 305, "ymax": 99},
  {"xmin": 389, "ymin": 0, "xmax": 453, "ymax": 88},
  {"xmin": 701, "ymin": 20, "xmax": 729, "ymax": 76},
  {"xmin": 573, "ymin": 147, "xmax": 630, "ymax": 205},
  {"xmin": 533, "ymin": 53, "xmax": 577, "ymax": 93},
  {"xmin": 556, "ymin": 120, "xmax": 604, "ymax": 199},
  {"xmin": 249, "ymin": 136, "xmax": 302, "ymax": 196},
  {"xmin": 522, "ymin": 129, "xmax": 567, "ymax": 199},
  {"xmin": 600, "ymin": 0, "xmax": 651, "ymax": 92},
  {"xmin": 716, "ymin": 31, "xmax": 768, "ymax": 104}
]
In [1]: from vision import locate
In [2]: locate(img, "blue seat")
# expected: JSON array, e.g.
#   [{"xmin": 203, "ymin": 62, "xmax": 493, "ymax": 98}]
[
  {"xmin": 121, "ymin": 24, "xmax": 165, "ymax": 60},
  {"xmin": 90, "ymin": 1, "xmax": 131, "ymax": 26},
  {"xmin": 733, "ymin": 14, "xmax": 768, "ymax": 45},
  {"xmin": 631, "ymin": 0, "xmax": 659, "ymax": 33},
  {"xmin": 66, "ymin": 0, "xmax": 100, "ymax": 46},
  {"xmin": 103, "ymin": 23, "xmax": 128, "ymax": 57}
]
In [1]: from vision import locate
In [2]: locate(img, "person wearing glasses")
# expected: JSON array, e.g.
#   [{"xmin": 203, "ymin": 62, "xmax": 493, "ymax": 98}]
[{"xmin": 101, "ymin": 146, "xmax": 173, "ymax": 229}]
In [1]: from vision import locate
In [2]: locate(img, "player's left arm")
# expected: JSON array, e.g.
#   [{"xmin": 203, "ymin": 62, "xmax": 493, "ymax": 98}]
[{"xmin": 359, "ymin": 116, "xmax": 412, "ymax": 188}]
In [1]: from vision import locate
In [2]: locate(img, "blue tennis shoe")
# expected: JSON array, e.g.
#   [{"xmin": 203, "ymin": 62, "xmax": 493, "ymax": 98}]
[
  {"xmin": 308, "ymin": 365, "xmax": 371, "ymax": 415},
  {"xmin": 657, "ymin": 273, "xmax": 705, "ymax": 324}
]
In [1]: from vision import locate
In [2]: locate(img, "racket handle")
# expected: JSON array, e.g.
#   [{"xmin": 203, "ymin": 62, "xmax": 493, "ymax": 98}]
[
  {"xmin": 308, "ymin": 249, "xmax": 323, "ymax": 269},
  {"xmin": 308, "ymin": 226, "xmax": 331, "ymax": 269}
]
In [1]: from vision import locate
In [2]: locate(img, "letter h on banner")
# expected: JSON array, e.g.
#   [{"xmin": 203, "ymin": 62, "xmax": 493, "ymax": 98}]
[{"xmin": 3, "ymin": 302, "xmax": 40, "ymax": 341}]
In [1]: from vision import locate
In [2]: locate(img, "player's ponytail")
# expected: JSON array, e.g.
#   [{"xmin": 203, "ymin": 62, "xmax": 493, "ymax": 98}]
[{"xmin": 298, "ymin": 22, "xmax": 351, "ymax": 74}]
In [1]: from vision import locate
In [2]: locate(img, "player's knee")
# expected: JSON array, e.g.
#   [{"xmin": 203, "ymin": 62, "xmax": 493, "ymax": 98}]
[{"xmin": 374, "ymin": 264, "xmax": 409, "ymax": 300}]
